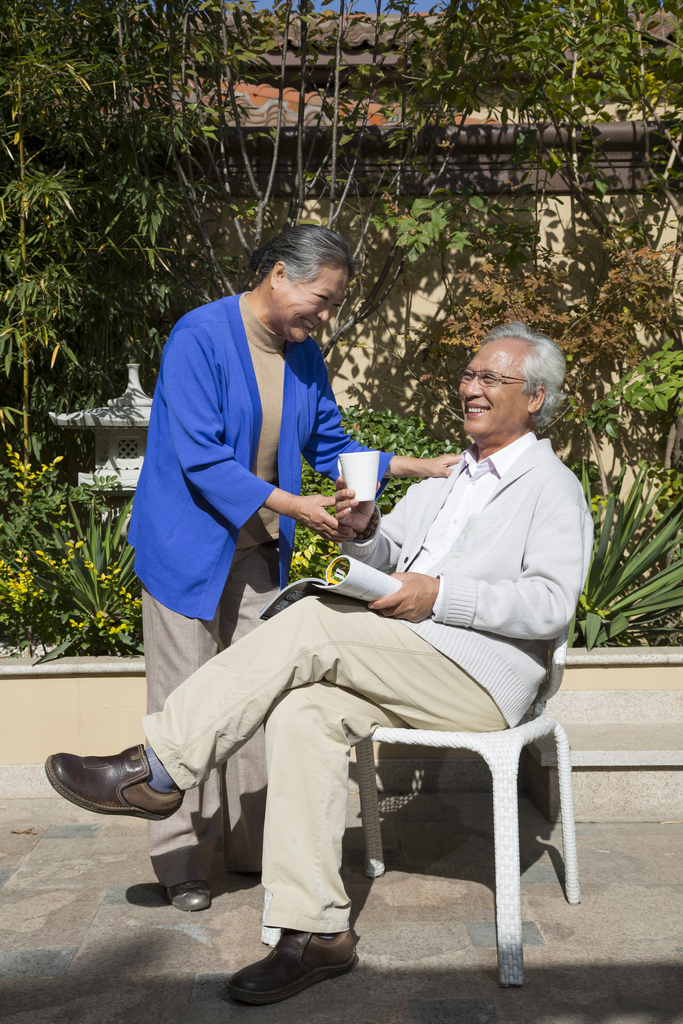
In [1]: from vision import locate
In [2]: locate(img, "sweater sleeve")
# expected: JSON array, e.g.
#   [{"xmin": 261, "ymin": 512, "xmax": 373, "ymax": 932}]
[
  {"xmin": 433, "ymin": 503, "xmax": 593, "ymax": 640},
  {"xmin": 162, "ymin": 325, "xmax": 274, "ymax": 529},
  {"xmin": 340, "ymin": 486, "xmax": 412, "ymax": 571}
]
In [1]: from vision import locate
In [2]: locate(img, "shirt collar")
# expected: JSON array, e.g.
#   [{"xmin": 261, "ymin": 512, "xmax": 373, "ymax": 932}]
[{"xmin": 462, "ymin": 431, "xmax": 537, "ymax": 480}]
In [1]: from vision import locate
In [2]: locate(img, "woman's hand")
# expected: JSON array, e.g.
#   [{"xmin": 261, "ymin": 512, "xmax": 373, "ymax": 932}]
[
  {"xmin": 297, "ymin": 493, "xmax": 358, "ymax": 540},
  {"xmin": 388, "ymin": 453, "xmax": 461, "ymax": 479},
  {"xmin": 263, "ymin": 488, "xmax": 356, "ymax": 541},
  {"xmin": 333, "ymin": 476, "xmax": 377, "ymax": 535}
]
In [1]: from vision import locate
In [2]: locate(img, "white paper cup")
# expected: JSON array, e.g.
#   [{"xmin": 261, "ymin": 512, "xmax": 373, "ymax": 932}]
[{"xmin": 338, "ymin": 451, "xmax": 381, "ymax": 502}]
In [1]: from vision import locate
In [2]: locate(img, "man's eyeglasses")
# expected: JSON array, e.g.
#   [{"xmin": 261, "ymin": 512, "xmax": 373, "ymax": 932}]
[{"xmin": 458, "ymin": 368, "xmax": 527, "ymax": 388}]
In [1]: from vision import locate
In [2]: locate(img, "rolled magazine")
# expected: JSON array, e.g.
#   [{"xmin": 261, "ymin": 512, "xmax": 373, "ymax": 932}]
[{"xmin": 259, "ymin": 555, "xmax": 401, "ymax": 620}]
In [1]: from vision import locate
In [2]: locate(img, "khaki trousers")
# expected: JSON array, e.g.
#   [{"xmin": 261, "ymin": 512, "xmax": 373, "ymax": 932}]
[
  {"xmin": 144, "ymin": 595, "xmax": 507, "ymax": 931},
  {"xmin": 142, "ymin": 542, "xmax": 280, "ymax": 886}
]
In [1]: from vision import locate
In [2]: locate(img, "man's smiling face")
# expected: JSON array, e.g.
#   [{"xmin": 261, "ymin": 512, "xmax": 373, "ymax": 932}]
[
  {"xmin": 460, "ymin": 338, "xmax": 545, "ymax": 458},
  {"xmin": 268, "ymin": 263, "xmax": 348, "ymax": 343}
]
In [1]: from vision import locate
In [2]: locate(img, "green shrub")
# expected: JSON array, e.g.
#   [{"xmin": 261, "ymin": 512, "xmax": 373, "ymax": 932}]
[
  {"xmin": 290, "ymin": 407, "xmax": 461, "ymax": 582},
  {"xmin": 2, "ymin": 409, "xmax": 459, "ymax": 653},
  {"xmin": 572, "ymin": 464, "xmax": 683, "ymax": 649},
  {"xmin": 0, "ymin": 446, "xmax": 142, "ymax": 658},
  {"xmin": 32, "ymin": 500, "xmax": 143, "ymax": 662}
]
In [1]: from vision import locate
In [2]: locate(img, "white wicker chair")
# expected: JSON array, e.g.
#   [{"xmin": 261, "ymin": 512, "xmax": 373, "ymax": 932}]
[
  {"xmin": 261, "ymin": 633, "xmax": 580, "ymax": 982},
  {"xmin": 353, "ymin": 630, "xmax": 579, "ymax": 987}
]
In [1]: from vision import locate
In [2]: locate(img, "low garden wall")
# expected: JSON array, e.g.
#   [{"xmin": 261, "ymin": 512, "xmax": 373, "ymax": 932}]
[
  {"xmin": 356, "ymin": 648, "xmax": 683, "ymax": 823},
  {"xmin": 1, "ymin": 650, "xmax": 681, "ymax": 820},
  {"xmin": 0, "ymin": 657, "xmax": 146, "ymax": 797}
]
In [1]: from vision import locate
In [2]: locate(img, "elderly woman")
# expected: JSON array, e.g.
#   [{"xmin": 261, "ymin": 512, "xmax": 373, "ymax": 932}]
[{"xmin": 128, "ymin": 225, "xmax": 457, "ymax": 911}]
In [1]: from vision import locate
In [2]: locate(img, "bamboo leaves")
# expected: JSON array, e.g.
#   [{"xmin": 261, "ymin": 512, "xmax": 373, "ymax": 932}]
[{"xmin": 0, "ymin": 0, "xmax": 194, "ymax": 463}]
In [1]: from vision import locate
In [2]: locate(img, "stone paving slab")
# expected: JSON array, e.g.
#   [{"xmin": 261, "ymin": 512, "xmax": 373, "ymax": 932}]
[
  {"xmin": 519, "ymin": 863, "xmax": 564, "ymax": 884},
  {"xmin": 0, "ymin": 946, "xmax": 77, "ymax": 977},
  {"xmin": 0, "ymin": 884, "xmax": 105, "ymax": 951},
  {"xmin": 42, "ymin": 823, "xmax": 103, "ymax": 840},
  {"xmin": 190, "ymin": 973, "xmax": 235, "ymax": 1003},
  {"xmin": 103, "ymin": 883, "xmax": 169, "ymax": 908},
  {"xmin": 410, "ymin": 998, "xmax": 500, "ymax": 1024},
  {"xmin": 0, "ymin": 791, "xmax": 682, "ymax": 1023},
  {"xmin": 465, "ymin": 922, "xmax": 545, "ymax": 948}
]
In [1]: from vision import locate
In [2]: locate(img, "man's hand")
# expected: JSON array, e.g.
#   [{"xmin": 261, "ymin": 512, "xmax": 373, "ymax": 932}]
[
  {"xmin": 368, "ymin": 572, "xmax": 440, "ymax": 622},
  {"xmin": 333, "ymin": 476, "xmax": 378, "ymax": 534},
  {"xmin": 389, "ymin": 453, "xmax": 462, "ymax": 479}
]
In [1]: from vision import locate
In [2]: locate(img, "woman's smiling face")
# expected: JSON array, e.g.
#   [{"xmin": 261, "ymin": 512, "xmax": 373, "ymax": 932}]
[{"xmin": 265, "ymin": 262, "xmax": 348, "ymax": 343}]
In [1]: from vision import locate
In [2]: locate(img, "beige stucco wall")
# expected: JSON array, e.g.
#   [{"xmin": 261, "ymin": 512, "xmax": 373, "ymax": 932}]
[
  {"xmin": 0, "ymin": 673, "xmax": 146, "ymax": 764},
  {"xmin": 559, "ymin": 663, "xmax": 683, "ymax": 691},
  {"xmin": 2, "ymin": 653, "xmax": 680, "ymax": 766},
  {"xmin": 209, "ymin": 194, "xmax": 678, "ymax": 473}
]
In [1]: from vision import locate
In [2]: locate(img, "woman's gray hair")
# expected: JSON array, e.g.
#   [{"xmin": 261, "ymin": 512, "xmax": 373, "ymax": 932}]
[
  {"xmin": 480, "ymin": 321, "xmax": 566, "ymax": 428},
  {"xmin": 249, "ymin": 226, "xmax": 355, "ymax": 283}
]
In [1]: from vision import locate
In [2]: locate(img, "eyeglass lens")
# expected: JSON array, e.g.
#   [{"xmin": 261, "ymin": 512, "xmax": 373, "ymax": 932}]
[{"xmin": 459, "ymin": 369, "xmax": 503, "ymax": 386}]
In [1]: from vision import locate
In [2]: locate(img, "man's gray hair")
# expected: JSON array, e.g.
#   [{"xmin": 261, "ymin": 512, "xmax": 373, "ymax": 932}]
[
  {"xmin": 250, "ymin": 226, "xmax": 355, "ymax": 283},
  {"xmin": 480, "ymin": 321, "xmax": 566, "ymax": 428}
]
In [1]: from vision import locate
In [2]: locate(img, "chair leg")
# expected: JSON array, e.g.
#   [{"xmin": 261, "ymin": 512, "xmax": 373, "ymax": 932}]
[
  {"xmin": 355, "ymin": 736, "xmax": 385, "ymax": 879},
  {"xmin": 487, "ymin": 747, "xmax": 524, "ymax": 987},
  {"xmin": 553, "ymin": 722, "xmax": 581, "ymax": 906}
]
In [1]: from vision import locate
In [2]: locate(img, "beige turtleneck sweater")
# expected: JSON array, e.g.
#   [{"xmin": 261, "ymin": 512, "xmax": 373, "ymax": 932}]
[{"xmin": 235, "ymin": 293, "xmax": 287, "ymax": 552}]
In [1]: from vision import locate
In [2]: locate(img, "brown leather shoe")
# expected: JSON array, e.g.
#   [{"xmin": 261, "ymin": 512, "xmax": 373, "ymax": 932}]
[
  {"xmin": 227, "ymin": 929, "xmax": 356, "ymax": 1005},
  {"xmin": 44, "ymin": 745, "xmax": 183, "ymax": 821}
]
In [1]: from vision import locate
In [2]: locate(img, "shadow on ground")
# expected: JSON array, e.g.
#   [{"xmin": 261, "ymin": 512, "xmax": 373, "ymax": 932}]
[
  {"xmin": 344, "ymin": 790, "xmax": 568, "ymax": 927},
  {"xmin": 1, "ymin": 945, "xmax": 682, "ymax": 1024}
]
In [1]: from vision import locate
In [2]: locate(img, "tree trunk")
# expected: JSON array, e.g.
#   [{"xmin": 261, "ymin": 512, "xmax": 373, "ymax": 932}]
[
  {"xmin": 664, "ymin": 408, "xmax": 683, "ymax": 469},
  {"xmin": 587, "ymin": 424, "xmax": 609, "ymax": 495}
]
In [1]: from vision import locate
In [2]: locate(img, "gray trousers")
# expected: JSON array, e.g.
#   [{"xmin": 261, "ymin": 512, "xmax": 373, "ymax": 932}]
[{"xmin": 142, "ymin": 541, "xmax": 280, "ymax": 887}]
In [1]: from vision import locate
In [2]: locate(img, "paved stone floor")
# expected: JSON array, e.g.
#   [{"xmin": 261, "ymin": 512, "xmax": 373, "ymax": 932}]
[{"xmin": 0, "ymin": 790, "xmax": 681, "ymax": 1024}]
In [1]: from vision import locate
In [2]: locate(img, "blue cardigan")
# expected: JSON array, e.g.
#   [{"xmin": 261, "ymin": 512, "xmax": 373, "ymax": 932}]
[{"xmin": 128, "ymin": 295, "xmax": 392, "ymax": 619}]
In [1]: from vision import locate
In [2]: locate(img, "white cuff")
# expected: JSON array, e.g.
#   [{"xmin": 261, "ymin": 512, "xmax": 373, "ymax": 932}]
[{"xmin": 432, "ymin": 574, "xmax": 447, "ymax": 619}]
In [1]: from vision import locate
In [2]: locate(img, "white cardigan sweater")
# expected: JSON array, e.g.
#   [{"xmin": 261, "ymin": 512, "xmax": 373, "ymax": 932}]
[{"xmin": 341, "ymin": 439, "xmax": 593, "ymax": 727}]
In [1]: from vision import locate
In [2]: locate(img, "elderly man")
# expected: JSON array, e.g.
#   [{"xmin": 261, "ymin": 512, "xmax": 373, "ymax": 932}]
[{"xmin": 45, "ymin": 322, "xmax": 593, "ymax": 1005}]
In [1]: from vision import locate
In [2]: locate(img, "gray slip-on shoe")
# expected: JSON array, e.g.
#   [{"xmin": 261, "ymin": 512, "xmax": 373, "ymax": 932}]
[{"xmin": 167, "ymin": 880, "xmax": 211, "ymax": 912}]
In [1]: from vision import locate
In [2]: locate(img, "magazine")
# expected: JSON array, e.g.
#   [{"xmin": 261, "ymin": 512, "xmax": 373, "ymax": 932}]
[{"xmin": 259, "ymin": 555, "xmax": 402, "ymax": 620}]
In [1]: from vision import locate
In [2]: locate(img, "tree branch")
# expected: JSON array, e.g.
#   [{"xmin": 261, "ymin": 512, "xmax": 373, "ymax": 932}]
[{"xmin": 258, "ymin": 1, "xmax": 292, "ymax": 237}]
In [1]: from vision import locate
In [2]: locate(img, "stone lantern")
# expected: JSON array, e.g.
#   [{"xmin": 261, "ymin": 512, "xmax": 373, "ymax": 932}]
[{"xmin": 49, "ymin": 363, "xmax": 152, "ymax": 492}]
